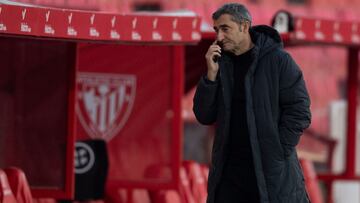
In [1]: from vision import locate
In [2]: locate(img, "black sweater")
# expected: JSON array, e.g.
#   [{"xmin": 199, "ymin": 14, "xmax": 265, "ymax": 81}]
[{"xmin": 227, "ymin": 47, "xmax": 254, "ymax": 164}]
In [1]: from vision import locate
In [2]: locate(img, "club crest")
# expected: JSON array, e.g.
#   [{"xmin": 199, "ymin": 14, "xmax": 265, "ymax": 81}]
[{"xmin": 77, "ymin": 72, "xmax": 136, "ymax": 141}]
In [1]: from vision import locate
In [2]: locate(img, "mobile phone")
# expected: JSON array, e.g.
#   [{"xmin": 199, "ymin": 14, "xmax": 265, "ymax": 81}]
[{"xmin": 213, "ymin": 41, "xmax": 222, "ymax": 63}]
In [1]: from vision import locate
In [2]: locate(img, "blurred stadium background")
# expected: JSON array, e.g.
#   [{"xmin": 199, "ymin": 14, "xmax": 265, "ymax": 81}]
[{"xmin": 1, "ymin": 0, "xmax": 360, "ymax": 202}]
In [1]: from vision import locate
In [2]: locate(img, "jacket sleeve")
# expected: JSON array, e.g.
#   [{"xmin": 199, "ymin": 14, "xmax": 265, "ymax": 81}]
[
  {"xmin": 192, "ymin": 76, "xmax": 219, "ymax": 125},
  {"xmin": 278, "ymin": 53, "xmax": 311, "ymax": 151}
]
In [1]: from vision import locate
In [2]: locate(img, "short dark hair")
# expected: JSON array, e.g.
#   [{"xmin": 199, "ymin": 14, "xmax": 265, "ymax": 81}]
[{"xmin": 212, "ymin": 3, "xmax": 252, "ymax": 26}]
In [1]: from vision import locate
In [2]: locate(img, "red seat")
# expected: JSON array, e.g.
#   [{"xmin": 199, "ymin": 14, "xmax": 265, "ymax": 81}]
[
  {"xmin": 300, "ymin": 159, "xmax": 324, "ymax": 203},
  {"xmin": 132, "ymin": 189, "xmax": 151, "ymax": 203},
  {"xmin": 0, "ymin": 169, "xmax": 17, "ymax": 203},
  {"xmin": 150, "ymin": 190, "xmax": 181, "ymax": 203},
  {"xmin": 200, "ymin": 164, "xmax": 209, "ymax": 187},
  {"xmin": 105, "ymin": 188, "xmax": 150, "ymax": 203},
  {"xmin": 4, "ymin": 167, "xmax": 33, "ymax": 203},
  {"xmin": 32, "ymin": 198, "xmax": 56, "ymax": 203},
  {"xmin": 144, "ymin": 164, "xmax": 182, "ymax": 203},
  {"xmin": 104, "ymin": 187, "xmax": 125, "ymax": 203},
  {"xmin": 183, "ymin": 161, "xmax": 207, "ymax": 203},
  {"xmin": 179, "ymin": 167, "xmax": 195, "ymax": 203}
]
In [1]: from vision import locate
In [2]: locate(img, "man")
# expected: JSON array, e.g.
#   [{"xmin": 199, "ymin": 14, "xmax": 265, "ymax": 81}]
[{"xmin": 193, "ymin": 3, "xmax": 311, "ymax": 203}]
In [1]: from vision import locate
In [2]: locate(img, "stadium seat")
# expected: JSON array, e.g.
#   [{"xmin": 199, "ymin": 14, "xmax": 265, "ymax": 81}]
[
  {"xmin": 200, "ymin": 164, "xmax": 209, "ymax": 186},
  {"xmin": 32, "ymin": 198, "xmax": 56, "ymax": 203},
  {"xmin": 300, "ymin": 159, "xmax": 324, "ymax": 203},
  {"xmin": 144, "ymin": 164, "xmax": 182, "ymax": 203},
  {"xmin": 179, "ymin": 167, "xmax": 196, "ymax": 203},
  {"xmin": 105, "ymin": 188, "xmax": 151, "ymax": 203},
  {"xmin": 0, "ymin": 169, "xmax": 17, "ymax": 203},
  {"xmin": 104, "ymin": 187, "xmax": 125, "ymax": 203},
  {"xmin": 4, "ymin": 167, "xmax": 33, "ymax": 203},
  {"xmin": 182, "ymin": 161, "xmax": 207, "ymax": 203},
  {"xmin": 149, "ymin": 190, "xmax": 182, "ymax": 203},
  {"xmin": 132, "ymin": 189, "xmax": 151, "ymax": 203}
]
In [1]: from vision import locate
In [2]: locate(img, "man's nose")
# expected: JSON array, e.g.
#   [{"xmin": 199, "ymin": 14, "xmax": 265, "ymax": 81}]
[{"xmin": 217, "ymin": 31, "xmax": 224, "ymax": 42}]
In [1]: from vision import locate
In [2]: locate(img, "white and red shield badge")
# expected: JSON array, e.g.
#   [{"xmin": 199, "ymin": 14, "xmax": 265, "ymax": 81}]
[{"xmin": 77, "ymin": 72, "xmax": 136, "ymax": 141}]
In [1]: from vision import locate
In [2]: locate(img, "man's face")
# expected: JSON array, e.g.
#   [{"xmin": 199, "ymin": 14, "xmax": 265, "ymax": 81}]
[{"xmin": 213, "ymin": 14, "xmax": 247, "ymax": 54}]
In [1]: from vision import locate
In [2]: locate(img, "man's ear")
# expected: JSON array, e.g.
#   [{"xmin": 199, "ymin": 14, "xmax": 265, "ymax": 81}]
[
  {"xmin": 243, "ymin": 22, "xmax": 250, "ymax": 33},
  {"xmin": 239, "ymin": 23, "xmax": 243, "ymax": 32},
  {"xmin": 239, "ymin": 22, "xmax": 249, "ymax": 33}
]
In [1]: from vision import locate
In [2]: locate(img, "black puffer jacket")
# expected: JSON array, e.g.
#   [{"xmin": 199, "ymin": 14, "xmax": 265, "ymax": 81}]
[{"xmin": 193, "ymin": 25, "xmax": 311, "ymax": 203}]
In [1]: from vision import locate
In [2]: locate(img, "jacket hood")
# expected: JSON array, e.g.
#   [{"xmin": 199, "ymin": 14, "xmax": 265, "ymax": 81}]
[{"xmin": 250, "ymin": 25, "xmax": 283, "ymax": 59}]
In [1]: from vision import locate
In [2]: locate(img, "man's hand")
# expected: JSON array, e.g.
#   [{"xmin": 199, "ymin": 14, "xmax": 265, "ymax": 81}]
[{"xmin": 205, "ymin": 40, "xmax": 221, "ymax": 81}]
